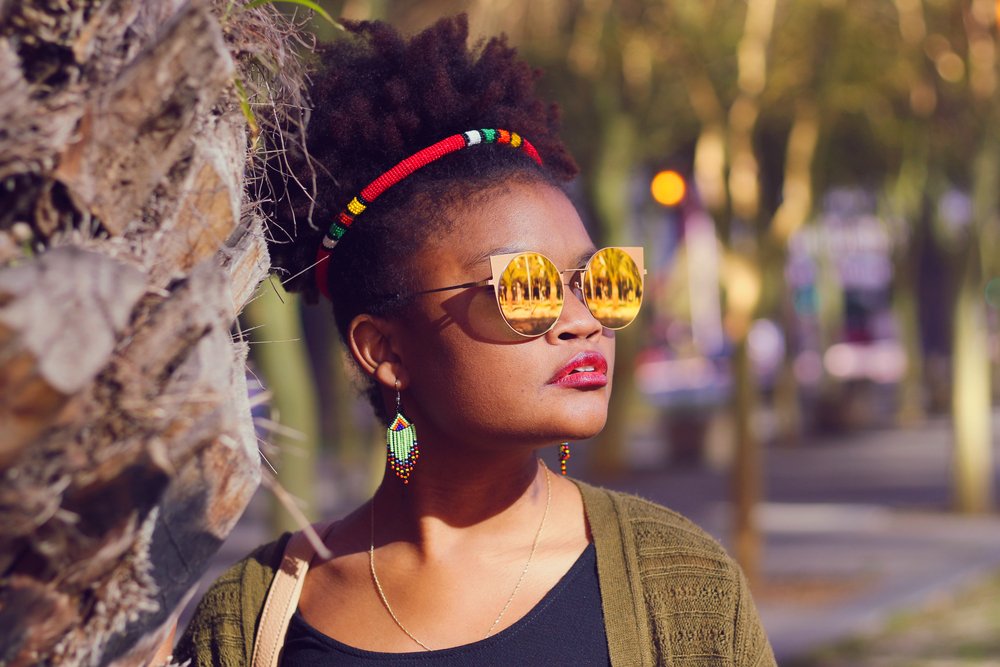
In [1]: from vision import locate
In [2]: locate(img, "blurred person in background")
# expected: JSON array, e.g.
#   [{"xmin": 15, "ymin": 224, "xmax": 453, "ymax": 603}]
[{"xmin": 174, "ymin": 15, "xmax": 774, "ymax": 667}]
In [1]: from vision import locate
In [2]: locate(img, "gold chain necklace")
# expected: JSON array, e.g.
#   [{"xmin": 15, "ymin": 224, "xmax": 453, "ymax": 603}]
[{"xmin": 369, "ymin": 461, "xmax": 553, "ymax": 651}]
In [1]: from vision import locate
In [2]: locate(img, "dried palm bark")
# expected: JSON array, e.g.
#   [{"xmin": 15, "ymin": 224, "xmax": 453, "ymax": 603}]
[{"xmin": 0, "ymin": 1, "xmax": 306, "ymax": 664}]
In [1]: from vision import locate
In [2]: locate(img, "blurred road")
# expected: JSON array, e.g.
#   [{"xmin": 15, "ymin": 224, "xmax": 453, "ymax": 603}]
[
  {"xmin": 609, "ymin": 413, "xmax": 1000, "ymax": 662},
  {"xmin": 184, "ymin": 413, "xmax": 1000, "ymax": 662}
]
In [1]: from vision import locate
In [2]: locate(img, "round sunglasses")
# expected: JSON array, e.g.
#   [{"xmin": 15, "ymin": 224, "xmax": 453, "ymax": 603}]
[{"xmin": 405, "ymin": 247, "xmax": 645, "ymax": 337}]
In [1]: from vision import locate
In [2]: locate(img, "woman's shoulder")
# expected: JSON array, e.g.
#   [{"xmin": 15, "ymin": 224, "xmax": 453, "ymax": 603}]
[
  {"xmin": 173, "ymin": 533, "xmax": 291, "ymax": 667},
  {"xmin": 575, "ymin": 480, "xmax": 777, "ymax": 666},
  {"xmin": 612, "ymin": 489, "xmax": 734, "ymax": 558},
  {"xmin": 575, "ymin": 479, "xmax": 732, "ymax": 564}
]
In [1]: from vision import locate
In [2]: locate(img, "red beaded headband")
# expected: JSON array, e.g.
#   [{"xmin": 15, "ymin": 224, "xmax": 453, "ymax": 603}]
[{"xmin": 314, "ymin": 128, "xmax": 543, "ymax": 300}]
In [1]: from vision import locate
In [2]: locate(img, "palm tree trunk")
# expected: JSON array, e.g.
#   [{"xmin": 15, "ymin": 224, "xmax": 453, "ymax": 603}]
[{"xmin": 0, "ymin": 2, "xmax": 302, "ymax": 663}]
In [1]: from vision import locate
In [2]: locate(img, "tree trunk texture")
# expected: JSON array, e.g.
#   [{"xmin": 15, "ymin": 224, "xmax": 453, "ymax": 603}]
[{"xmin": 0, "ymin": 1, "xmax": 302, "ymax": 664}]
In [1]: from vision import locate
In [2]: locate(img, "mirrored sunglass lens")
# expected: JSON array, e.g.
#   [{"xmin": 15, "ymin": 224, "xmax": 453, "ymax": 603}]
[
  {"xmin": 496, "ymin": 253, "xmax": 564, "ymax": 335},
  {"xmin": 583, "ymin": 248, "xmax": 643, "ymax": 329}
]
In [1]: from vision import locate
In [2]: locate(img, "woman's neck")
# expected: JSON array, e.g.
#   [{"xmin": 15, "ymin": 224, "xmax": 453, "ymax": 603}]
[{"xmin": 369, "ymin": 446, "xmax": 549, "ymax": 560}]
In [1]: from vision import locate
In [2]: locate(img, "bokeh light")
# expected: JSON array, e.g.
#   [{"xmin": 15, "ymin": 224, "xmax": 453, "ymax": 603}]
[
  {"xmin": 651, "ymin": 169, "xmax": 686, "ymax": 207},
  {"xmin": 985, "ymin": 277, "xmax": 1000, "ymax": 308}
]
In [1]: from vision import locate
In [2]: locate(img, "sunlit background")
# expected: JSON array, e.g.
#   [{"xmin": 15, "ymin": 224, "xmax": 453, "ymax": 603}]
[{"xmin": 223, "ymin": 2, "xmax": 1000, "ymax": 663}]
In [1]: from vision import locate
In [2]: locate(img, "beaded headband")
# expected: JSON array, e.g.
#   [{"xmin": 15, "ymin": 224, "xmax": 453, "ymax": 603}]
[{"xmin": 314, "ymin": 128, "xmax": 543, "ymax": 300}]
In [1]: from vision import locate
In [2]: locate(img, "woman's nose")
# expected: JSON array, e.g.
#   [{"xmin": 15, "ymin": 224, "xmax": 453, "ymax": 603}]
[{"xmin": 547, "ymin": 284, "xmax": 603, "ymax": 341}]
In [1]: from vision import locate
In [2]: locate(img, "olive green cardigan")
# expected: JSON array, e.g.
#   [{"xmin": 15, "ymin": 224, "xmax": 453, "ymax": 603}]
[{"xmin": 175, "ymin": 481, "xmax": 776, "ymax": 666}]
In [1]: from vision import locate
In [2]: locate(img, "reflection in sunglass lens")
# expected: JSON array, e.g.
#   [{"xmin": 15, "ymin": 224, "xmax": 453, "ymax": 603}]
[
  {"xmin": 583, "ymin": 248, "xmax": 643, "ymax": 329},
  {"xmin": 496, "ymin": 252, "xmax": 564, "ymax": 336}
]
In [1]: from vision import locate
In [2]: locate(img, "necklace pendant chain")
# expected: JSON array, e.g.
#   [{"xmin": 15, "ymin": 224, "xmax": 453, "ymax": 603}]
[{"xmin": 369, "ymin": 461, "xmax": 553, "ymax": 651}]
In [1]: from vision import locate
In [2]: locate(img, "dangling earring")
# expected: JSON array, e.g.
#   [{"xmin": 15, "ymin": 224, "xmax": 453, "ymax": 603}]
[
  {"xmin": 386, "ymin": 380, "xmax": 419, "ymax": 484},
  {"xmin": 559, "ymin": 442, "xmax": 571, "ymax": 476}
]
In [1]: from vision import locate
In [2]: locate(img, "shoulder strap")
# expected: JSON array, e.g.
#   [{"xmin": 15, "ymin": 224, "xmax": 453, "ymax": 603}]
[{"xmin": 250, "ymin": 528, "xmax": 320, "ymax": 667}]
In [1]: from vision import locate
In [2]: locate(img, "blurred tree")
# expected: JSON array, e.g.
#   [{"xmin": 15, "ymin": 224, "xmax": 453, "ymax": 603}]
[
  {"xmin": 875, "ymin": 0, "xmax": 997, "ymax": 512},
  {"xmin": 652, "ymin": 0, "xmax": 841, "ymax": 579},
  {"xmin": 243, "ymin": 282, "xmax": 322, "ymax": 532},
  {"xmin": 881, "ymin": 0, "xmax": 936, "ymax": 427},
  {"xmin": 938, "ymin": 0, "xmax": 997, "ymax": 513},
  {"xmin": 301, "ymin": 302, "xmax": 373, "ymax": 468}
]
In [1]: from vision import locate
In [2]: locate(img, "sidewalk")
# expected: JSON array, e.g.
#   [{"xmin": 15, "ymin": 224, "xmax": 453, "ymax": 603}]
[
  {"xmin": 602, "ymin": 416, "xmax": 1000, "ymax": 662},
  {"xmin": 186, "ymin": 415, "xmax": 1000, "ymax": 662}
]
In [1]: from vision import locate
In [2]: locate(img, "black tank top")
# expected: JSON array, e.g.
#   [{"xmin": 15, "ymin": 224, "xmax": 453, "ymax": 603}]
[{"xmin": 281, "ymin": 542, "xmax": 609, "ymax": 666}]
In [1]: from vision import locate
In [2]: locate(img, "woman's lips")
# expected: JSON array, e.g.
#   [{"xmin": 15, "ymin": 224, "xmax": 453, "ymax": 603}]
[{"xmin": 548, "ymin": 351, "xmax": 609, "ymax": 388}]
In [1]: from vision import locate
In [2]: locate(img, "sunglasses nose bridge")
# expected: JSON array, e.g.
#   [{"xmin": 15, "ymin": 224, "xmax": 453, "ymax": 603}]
[
  {"xmin": 553, "ymin": 272, "xmax": 604, "ymax": 335},
  {"xmin": 559, "ymin": 269, "xmax": 589, "ymax": 307}
]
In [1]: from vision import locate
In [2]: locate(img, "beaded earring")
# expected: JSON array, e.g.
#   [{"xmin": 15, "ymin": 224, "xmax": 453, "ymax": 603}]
[
  {"xmin": 386, "ymin": 382, "xmax": 419, "ymax": 484},
  {"xmin": 559, "ymin": 442, "xmax": 571, "ymax": 476}
]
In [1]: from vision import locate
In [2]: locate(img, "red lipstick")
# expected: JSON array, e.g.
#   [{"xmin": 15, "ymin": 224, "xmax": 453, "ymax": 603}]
[{"xmin": 548, "ymin": 351, "xmax": 609, "ymax": 388}]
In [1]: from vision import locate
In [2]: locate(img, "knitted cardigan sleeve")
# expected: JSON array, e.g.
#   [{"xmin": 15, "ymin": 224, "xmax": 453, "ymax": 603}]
[
  {"xmin": 615, "ymin": 492, "xmax": 776, "ymax": 666},
  {"xmin": 172, "ymin": 534, "xmax": 291, "ymax": 667}
]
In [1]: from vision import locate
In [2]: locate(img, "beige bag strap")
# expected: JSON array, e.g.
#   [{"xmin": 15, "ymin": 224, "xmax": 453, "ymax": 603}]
[{"xmin": 251, "ymin": 527, "xmax": 327, "ymax": 667}]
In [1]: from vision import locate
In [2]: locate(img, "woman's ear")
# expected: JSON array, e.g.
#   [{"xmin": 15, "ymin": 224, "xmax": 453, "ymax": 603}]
[{"xmin": 347, "ymin": 314, "xmax": 409, "ymax": 390}]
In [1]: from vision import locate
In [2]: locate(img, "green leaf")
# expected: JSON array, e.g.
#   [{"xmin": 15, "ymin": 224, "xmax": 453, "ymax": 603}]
[
  {"xmin": 239, "ymin": 0, "xmax": 341, "ymax": 29},
  {"xmin": 233, "ymin": 77, "xmax": 261, "ymax": 150}
]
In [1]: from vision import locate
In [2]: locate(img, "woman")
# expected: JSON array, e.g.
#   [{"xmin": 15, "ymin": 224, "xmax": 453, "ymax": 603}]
[{"xmin": 175, "ymin": 15, "xmax": 775, "ymax": 667}]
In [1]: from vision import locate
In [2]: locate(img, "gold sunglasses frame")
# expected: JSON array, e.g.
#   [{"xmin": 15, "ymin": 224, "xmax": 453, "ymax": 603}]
[{"xmin": 412, "ymin": 246, "xmax": 646, "ymax": 337}]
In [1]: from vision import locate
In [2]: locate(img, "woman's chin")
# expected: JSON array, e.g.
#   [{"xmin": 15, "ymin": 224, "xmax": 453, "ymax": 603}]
[{"xmin": 550, "ymin": 411, "xmax": 608, "ymax": 442}]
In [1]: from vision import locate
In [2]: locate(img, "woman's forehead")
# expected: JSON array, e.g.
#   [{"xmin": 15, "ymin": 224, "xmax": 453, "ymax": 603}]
[{"xmin": 440, "ymin": 181, "xmax": 595, "ymax": 268}]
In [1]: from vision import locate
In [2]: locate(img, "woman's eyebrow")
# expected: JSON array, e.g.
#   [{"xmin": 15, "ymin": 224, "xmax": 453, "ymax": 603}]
[
  {"xmin": 465, "ymin": 247, "xmax": 599, "ymax": 269},
  {"xmin": 571, "ymin": 248, "xmax": 598, "ymax": 268},
  {"xmin": 462, "ymin": 245, "xmax": 524, "ymax": 268}
]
